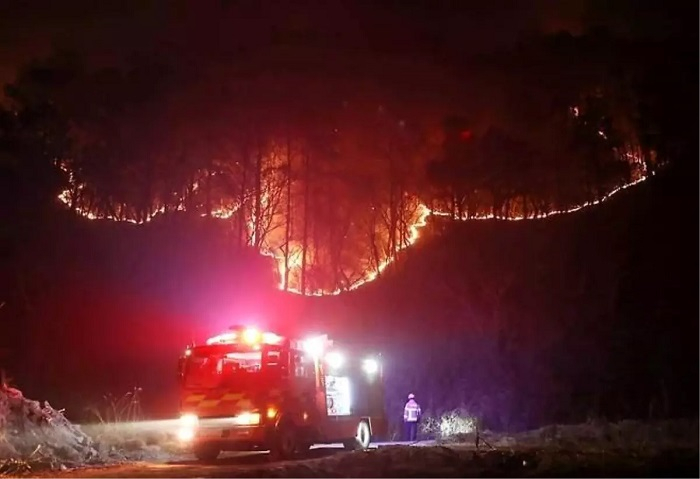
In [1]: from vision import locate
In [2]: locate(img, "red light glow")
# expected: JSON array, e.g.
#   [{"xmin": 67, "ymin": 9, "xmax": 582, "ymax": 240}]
[{"xmin": 459, "ymin": 129, "xmax": 472, "ymax": 141}]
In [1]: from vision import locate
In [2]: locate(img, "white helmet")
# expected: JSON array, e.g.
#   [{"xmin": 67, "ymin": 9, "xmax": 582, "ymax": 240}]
[{"xmin": 407, "ymin": 393, "xmax": 415, "ymax": 399}]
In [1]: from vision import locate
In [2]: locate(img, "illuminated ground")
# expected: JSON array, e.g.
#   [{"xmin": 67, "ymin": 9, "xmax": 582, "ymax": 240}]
[{"xmin": 33, "ymin": 440, "xmax": 698, "ymax": 478}]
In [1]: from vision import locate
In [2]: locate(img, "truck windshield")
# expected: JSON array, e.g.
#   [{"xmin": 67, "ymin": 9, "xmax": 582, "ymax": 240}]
[{"xmin": 183, "ymin": 347, "xmax": 282, "ymax": 389}]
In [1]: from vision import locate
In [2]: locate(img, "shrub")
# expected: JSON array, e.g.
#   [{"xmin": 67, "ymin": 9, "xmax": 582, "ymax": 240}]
[
  {"xmin": 421, "ymin": 408, "xmax": 478, "ymax": 439},
  {"xmin": 86, "ymin": 387, "xmax": 143, "ymax": 425}
]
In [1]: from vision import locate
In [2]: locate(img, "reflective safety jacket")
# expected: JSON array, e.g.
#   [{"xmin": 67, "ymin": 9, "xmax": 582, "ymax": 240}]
[{"xmin": 403, "ymin": 399, "xmax": 422, "ymax": 422}]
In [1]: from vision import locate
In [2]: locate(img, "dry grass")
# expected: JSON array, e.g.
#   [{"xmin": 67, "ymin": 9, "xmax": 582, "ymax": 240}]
[
  {"xmin": 27, "ymin": 415, "xmax": 700, "ymax": 478},
  {"xmin": 0, "ymin": 387, "xmax": 184, "ymax": 475},
  {"xmin": 420, "ymin": 408, "xmax": 478, "ymax": 440},
  {"xmin": 417, "ymin": 409, "xmax": 699, "ymax": 458},
  {"xmin": 80, "ymin": 389, "xmax": 186, "ymax": 462},
  {"xmin": 436, "ymin": 416, "xmax": 700, "ymax": 453},
  {"xmin": 0, "ymin": 383, "xmax": 103, "ymax": 476},
  {"xmin": 85, "ymin": 387, "xmax": 144, "ymax": 425},
  {"xmin": 6, "ymin": 387, "xmax": 696, "ymax": 478},
  {"xmin": 80, "ymin": 422, "xmax": 185, "ymax": 461}
]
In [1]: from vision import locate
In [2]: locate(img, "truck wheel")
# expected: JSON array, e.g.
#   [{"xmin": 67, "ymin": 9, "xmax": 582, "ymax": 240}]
[
  {"xmin": 356, "ymin": 421, "xmax": 371, "ymax": 449},
  {"xmin": 296, "ymin": 440, "xmax": 313, "ymax": 457},
  {"xmin": 192, "ymin": 443, "xmax": 220, "ymax": 462},
  {"xmin": 343, "ymin": 421, "xmax": 371, "ymax": 451},
  {"xmin": 269, "ymin": 423, "xmax": 297, "ymax": 462}
]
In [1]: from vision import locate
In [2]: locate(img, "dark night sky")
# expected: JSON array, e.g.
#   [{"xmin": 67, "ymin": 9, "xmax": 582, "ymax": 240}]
[{"xmin": 0, "ymin": 0, "xmax": 695, "ymax": 93}]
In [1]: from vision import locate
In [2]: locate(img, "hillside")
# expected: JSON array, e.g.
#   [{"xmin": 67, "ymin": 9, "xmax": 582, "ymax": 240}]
[
  {"xmin": 0, "ymin": 156, "xmax": 695, "ymax": 430},
  {"xmin": 306, "ymin": 159, "xmax": 698, "ymax": 430}
]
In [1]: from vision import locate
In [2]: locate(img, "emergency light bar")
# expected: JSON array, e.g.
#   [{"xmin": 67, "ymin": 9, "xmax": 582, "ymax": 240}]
[{"xmin": 205, "ymin": 327, "xmax": 283, "ymax": 346}]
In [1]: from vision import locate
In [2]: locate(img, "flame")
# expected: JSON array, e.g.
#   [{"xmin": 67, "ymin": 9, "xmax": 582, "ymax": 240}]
[
  {"xmin": 281, "ymin": 202, "xmax": 433, "ymax": 296},
  {"xmin": 430, "ymin": 174, "xmax": 650, "ymax": 221},
  {"xmin": 56, "ymin": 162, "xmax": 240, "ymax": 224},
  {"xmin": 55, "ymin": 153, "xmax": 653, "ymax": 296}
]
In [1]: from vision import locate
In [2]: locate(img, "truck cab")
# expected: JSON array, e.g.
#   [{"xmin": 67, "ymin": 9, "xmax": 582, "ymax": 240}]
[{"xmin": 176, "ymin": 326, "xmax": 386, "ymax": 461}]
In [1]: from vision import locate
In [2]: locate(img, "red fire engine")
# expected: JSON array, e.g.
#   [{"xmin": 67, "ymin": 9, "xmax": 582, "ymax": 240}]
[{"xmin": 176, "ymin": 325, "xmax": 387, "ymax": 461}]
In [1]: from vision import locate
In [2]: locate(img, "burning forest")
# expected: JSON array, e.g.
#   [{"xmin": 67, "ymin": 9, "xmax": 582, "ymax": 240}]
[{"xmin": 38, "ymin": 38, "xmax": 660, "ymax": 296}]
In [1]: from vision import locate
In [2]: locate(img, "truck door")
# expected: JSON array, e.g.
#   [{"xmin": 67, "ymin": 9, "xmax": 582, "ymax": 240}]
[{"xmin": 291, "ymin": 350, "xmax": 317, "ymax": 419}]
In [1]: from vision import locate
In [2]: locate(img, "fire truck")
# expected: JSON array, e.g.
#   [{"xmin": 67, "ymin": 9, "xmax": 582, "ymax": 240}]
[{"xmin": 176, "ymin": 325, "xmax": 387, "ymax": 461}]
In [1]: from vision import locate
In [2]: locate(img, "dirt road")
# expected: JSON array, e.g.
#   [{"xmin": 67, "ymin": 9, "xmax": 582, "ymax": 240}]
[
  {"xmin": 37, "ymin": 441, "xmax": 698, "ymax": 478},
  {"xmin": 47, "ymin": 447, "xmax": 348, "ymax": 478}
]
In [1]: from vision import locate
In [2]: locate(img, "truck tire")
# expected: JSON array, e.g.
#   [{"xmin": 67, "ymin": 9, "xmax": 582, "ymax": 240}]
[
  {"xmin": 356, "ymin": 420, "xmax": 371, "ymax": 449},
  {"xmin": 343, "ymin": 420, "xmax": 371, "ymax": 451},
  {"xmin": 269, "ymin": 423, "xmax": 297, "ymax": 462},
  {"xmin": 296, "ymin": 439, "xmax": 313, "ymax": 458},
  {"xmin": 193, "ymin": 443, "xmax": 220, "ymax": 462}
]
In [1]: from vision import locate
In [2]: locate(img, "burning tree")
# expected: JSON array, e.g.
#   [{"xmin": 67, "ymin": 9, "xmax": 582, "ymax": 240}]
[{"xmin": 3, "ymin": 35, "xmax": 662, "ymax": 296}]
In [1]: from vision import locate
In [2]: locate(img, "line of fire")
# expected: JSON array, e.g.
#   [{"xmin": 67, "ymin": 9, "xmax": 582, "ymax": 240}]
[{"xmin": 54, "ymin": 109, "xmax": 655, "ymax": 296}]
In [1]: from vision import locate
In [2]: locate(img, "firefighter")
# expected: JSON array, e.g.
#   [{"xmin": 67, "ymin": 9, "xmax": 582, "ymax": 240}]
[{"xmin": 403, "ymin": 393, "xmax": 422, "ymax": 441}]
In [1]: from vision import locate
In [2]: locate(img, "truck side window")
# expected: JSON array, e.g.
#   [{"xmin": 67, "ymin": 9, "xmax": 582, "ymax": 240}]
[
  {"xmin": 292, "ymin": 352, "xmax": 300, "ymax": 377},
  {"xmin": 263, "ymin": 346, "xmax": 289, "ymax": 377},
  {"xmin": 293, "ymin": 352, "xmax": 314, "ymax": 379},
  {"xmin": 266, "ymin": 350, "xmax": 280, "ymax": 367}
]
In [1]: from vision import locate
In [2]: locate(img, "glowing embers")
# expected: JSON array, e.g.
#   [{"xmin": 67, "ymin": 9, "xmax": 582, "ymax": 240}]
[{"xmin": 210, "ymin": 202, "xmax": 242, "ymax": 219}]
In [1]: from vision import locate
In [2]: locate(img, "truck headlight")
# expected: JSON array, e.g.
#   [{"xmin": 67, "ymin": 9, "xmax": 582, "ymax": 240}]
[
  {"xmin": 177, "ymin": 413, "xmax": 199, "ymax": 442},
  {"xmin": 233, "ymin": 412, "xmax": 261, "ymax": 425},
  {"xmin": 362, "ymin": 358, "xmax": 379, "ymax": 375},
  {"xmin": 303, "ymin": 336, "xmax": 326, "ymax": 358},
  {"xmin": 325, "ymin": 351, "xmax": 344, "ymax": 369}
]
